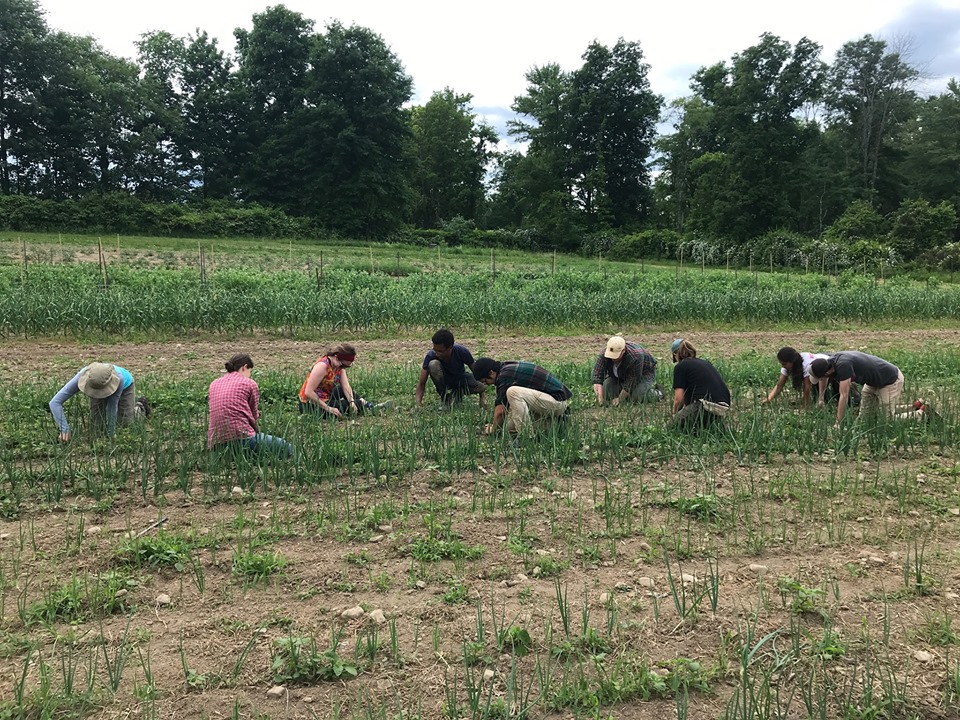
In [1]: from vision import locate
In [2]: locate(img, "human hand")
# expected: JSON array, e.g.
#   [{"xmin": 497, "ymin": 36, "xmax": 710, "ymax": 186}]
[
  {"xmin": 59, "ymin": 431, "xmax": 71, "ymax": 443},
  {"xmin": 482, "ymin": 423, "xmax": 495, "ymax": 436},
  {"xmin": 612, "ymin": 397, "xmax": 621, "ymax": 407},
  {"xmin": 329, "ymin": 407, "xmax": 343, "ymax": 419}
]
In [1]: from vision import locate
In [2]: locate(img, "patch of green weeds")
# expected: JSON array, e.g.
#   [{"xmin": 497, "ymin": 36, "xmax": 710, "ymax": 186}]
[
  {"xmin": 442, "ymin": 580, "xmax": 469, "ymax": 605},
  {"xmin": 114, "ymin": 533, "xmax": 193, "ymax": 570},
  {"xmin": 271, "ymin": 633, "xmax": 359, "ymax": 683},
  {"xmin": 23, "ymin": 572, "xmax": 135, "ymax": 626},
  {"xmin": 496, "ymin": 625, "xmax": 532, "ymax": 656},
  {"xmin": 410, "ymin": 537, "xmax": 485, "ymax": 562},
  {"xmin": 232, "ymin": 549, "xmax": 287, "ymax": 584},
  {"xmin": 372, "ymin": 573, "xmax": 393, "ymax": 592},
  {"xmin": 916, "ymin": 610, "xmax": 959, "ymax": 646},
  {"xmin": 777, "ymin": 576, "xmax": 825, "ymax": 616},
  {"xmin": 344, "ymin": 550, "xmax": 371, "ymax": 567}
]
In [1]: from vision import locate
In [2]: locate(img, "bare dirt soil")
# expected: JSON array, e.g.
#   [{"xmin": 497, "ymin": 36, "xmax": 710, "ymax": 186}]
[{"xmin": 4, "ymin": 328, "xmax": 959, "ymax": 382}]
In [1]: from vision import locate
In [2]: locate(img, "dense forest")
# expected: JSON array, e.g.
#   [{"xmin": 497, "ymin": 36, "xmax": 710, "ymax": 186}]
[{"xmin": 1, "ymin": 0, "xmax": 958, "ymax": 268}]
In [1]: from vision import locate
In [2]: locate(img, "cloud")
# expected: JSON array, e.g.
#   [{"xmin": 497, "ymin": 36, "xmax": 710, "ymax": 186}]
[{"xmin": 881, "ymin": 0, "xmax": 960, "ymax": 80}]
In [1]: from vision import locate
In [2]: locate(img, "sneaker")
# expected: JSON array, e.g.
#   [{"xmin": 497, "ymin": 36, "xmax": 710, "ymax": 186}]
[
  {"xmin": 136, "ymin": 396, "xmax": 152, "ymax": 419},
  {"xmin": 914, "ymin": 399, "xmax": 939, "ymax": 421},
  {"xmin": 372, "ymin": 401, "xmax": 393, "ymax": 411}
]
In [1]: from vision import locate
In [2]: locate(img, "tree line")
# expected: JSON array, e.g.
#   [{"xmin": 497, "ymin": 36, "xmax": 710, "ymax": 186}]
[{"xmin": 1, "ymin": 0, "xmax": 958, "ymax": 268}]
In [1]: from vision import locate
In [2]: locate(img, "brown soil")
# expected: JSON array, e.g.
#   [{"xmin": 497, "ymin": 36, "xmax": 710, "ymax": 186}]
[{"xmin": 3, "ymin": 328, "xmax": 959, "ymax": 382}]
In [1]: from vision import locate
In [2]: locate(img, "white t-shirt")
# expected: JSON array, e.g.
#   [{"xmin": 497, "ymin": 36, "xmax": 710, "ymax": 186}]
[{"xmin": 781, "ymin": 352, "xmax": 829, "ymax": 379}]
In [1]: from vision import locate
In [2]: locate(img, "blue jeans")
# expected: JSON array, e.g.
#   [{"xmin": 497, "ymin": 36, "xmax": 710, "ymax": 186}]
[{"xmin": 220, "ymin": 433, "xmax": 293, "ymax": 458}]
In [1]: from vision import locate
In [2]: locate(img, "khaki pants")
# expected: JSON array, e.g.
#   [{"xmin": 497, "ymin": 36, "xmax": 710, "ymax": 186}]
[
  {"xmin": 861, "ymin": 370, "xmax": 904, "ymax": 416},
  {"xmin": 89, "ymin": 382, "xmax": 139, "ymax": 427},
  {"xmin": 670, "ymin": 398, "xmax": 729, "ymax": 431},
  {"xmin": 505, "ymin": 386, "xmax": 569, "ymax": 433},
  {"xmin": 601, "ymin": 376, "xmax": 658, "ymax": 404}
]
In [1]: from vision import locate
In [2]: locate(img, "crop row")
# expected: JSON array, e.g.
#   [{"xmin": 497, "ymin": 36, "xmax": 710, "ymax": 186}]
[{"xmin": 2, "ymin": 265, "xmax": 959, "ymax": 335}]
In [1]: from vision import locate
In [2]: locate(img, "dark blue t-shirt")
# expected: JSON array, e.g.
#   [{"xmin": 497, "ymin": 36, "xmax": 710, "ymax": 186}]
[{"xmin": 422, "ymin": 344, "xmax": 475, "ymax": 377}]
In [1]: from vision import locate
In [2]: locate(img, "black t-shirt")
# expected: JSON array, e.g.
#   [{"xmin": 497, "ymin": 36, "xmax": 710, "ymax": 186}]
[
  {"xmin": 673, "ymin": 358, "xmax": 730, "ymax": 406},
  {"xmin": 830, "ymin": 351, "xmax": 899, "ymax": 388}
]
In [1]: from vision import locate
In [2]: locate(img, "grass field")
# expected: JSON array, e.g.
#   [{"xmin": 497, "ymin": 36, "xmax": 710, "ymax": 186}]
[{"xmin": 2, "ymin": 330, "xmax": 960, "ymax": 720}]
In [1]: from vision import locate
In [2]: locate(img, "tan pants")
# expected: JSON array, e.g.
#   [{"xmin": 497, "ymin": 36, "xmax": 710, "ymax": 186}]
[
  {"xmin": 505, "ymin": 386, "xmax": 569, "ymax": 433},
  {"xmin": 861, "ymin": 370, "xmax": 904, "ymax": 416},
  {"xmin": 89, "ymin": 382, "xmax": 140, "ymax": 426}
]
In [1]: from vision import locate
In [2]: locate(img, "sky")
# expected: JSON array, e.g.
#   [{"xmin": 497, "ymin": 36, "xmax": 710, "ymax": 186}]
[{"xmin": 37, "ymin": 0, "xmax": 960, "ymax": 141}]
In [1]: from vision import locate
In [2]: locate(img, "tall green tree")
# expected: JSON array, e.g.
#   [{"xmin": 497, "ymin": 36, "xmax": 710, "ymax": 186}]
[
  {"xmin": 825, "ymin": 35, "xmax": 918, "ymax": 209},
  {"xmin": 677, "ymin": 33, "xmax": 824, "ymax": 239},
  {"xmin": 409, "ymin": 88, "xmax": 498, "ymax": 228},
  {"xmin": 0, "ymin": 0, "xmax": 47, "ymax": 194},
  {"xmin": 179, "ymin": 31, "xmax": 235, "ymax": 199},
  {"xmin": 233, "ymin": 4, "xmax": 314, "ymax": 204},
  {"xmin": 902, "ymin": 79, "xmax": 960, "ymax": 213},
  {"xmin": 566, "ymin": 39, "xmax": 662, "ymax": 229},
  {"xmin": 296, "ymin": 21, "xmax": 413, "ymax": 236},
  {"xmin": 134, "ymin": 31, "xmax": 189, "ymax": 201}
]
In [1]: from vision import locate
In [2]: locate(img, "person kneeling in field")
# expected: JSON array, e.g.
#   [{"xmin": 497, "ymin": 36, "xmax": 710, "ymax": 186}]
[
  {"xmin": 50, "ymin": 362, "xmax": 150, "ymax": 442},
  {"xmin": 592, "ymin": 333, "xmax": 662, "ymax": 406},
  {"xmin": 298, "ymin": 343, "xmax": 387, "ymax": 419},
  {"xmin": 208, "ymin": 354, "xmax": 292, "ymax": 457},
  {"xmin": 472, "ymin": 357, "xmax": 572, "ymax": 436},
  {"xmin": 809, "ymin": 352, "xmax": 930, "ymax": 426},
  {"xmin": 760, "ymin": 346, "xmax": 858, "ymax": 408},
  {"xmin": 670, "ymin": 339, "xmax": 731, "ymax": 432},
  {"xmin": 415, "ymin": 328, "xmax": 487, "ymax": 410}
]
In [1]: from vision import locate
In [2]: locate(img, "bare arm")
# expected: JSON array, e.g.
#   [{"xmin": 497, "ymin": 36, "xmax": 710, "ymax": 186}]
[
  {"xmin": 673, "ymin": 388, "xmax": 685, "ymax": 414},
  {"xmin": 415, "ymin": 367, "xmax": 429, "ymax": 406},
  {"xmin": 303, "ymin": 361, "xmax": 341, "ymax": 418},
  {"xmin": 835, "ymin": 378, "xmax": 851, "ymax": 425},
  {"xmin": 340, "ymin": 371, "xmax": 356, "ymax": 410},
  {"xmin": 801, "ymin": 377, "xmax": 812, "ymax": 408},
  {"xmin": 593, "ymin": 383, "xmax": 604, "ymax": 404},
  {"xmin": 762, "ymin": 375, "xmax": 788, "ymax": 405}
]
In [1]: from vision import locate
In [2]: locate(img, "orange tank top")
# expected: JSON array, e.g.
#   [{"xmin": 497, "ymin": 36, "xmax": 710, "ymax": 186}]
[{"xmin": 298, "ymin": 356, "xmax": 342, "ymax": 403}]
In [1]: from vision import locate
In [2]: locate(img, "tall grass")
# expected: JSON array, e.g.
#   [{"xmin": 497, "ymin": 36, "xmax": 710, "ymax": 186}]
[{"xmin": 2, "ymin": 264, "xmax": 959, "ymax": 336}]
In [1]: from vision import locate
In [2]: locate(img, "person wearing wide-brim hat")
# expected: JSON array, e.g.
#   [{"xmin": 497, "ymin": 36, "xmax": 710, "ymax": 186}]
[
  {"xmin": 49, "ymin": 362, "xmax": 149, "ymax": 442},
  {"xmin": 592, "ymin": 333, "xmax": 661, "ymax": 406}
]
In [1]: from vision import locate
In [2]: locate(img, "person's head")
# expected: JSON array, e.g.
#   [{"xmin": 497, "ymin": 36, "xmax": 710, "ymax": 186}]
[
  {"xmin": 328, "ymin": 343, "xmax": 357, "ymax": 368},
  {"xmin": 431, "ymin": 328, "xmax": 455, "ymax": 360},
  {"xmin": 604, "ymin": 334, "xmax": 626, "ymax": 362},
  {"xmin": 78, "ymin": 363, "xmax": 121, "ymax": 398},
  {"xmin": 777, "ymin": 346, "xmax": 804, "ymax": 389},
  {"xmin": 225, "ymin": 354, "xmax": 254, "ymax": 376},
  {"xmin": 809, "ymin": 357, "xmax": 834, "ymax": 382},
  {"xmin": 472, "ymin": 357, "xmax": 502, "ymax": 385},
  {"xmin": 672, "ymin": 339, "xmax": 697, "ymax": 363}
]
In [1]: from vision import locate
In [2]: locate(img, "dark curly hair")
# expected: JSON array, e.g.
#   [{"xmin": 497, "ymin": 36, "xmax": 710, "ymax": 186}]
[{"xmin": 777, "ymin": 347, "xmax": 804, "ymax": 390}]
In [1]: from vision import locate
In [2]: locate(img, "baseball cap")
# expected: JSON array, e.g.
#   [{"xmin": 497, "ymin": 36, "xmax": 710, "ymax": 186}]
[{"xmin": 604, "ymin": 334, "xmax": 626, "ymax": 359}]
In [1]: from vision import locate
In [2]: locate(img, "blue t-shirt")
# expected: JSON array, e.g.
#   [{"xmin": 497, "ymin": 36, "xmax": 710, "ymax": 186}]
[
  {"xmin": 422, "ymin": 344, "xmax": 475, "ymax": 377},
  {"xmin": 49, "ymin": 364, "xmax": 134, "ymax": 435}
]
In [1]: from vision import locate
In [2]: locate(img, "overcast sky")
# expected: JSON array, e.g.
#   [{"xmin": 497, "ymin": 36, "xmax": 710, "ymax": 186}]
[{"xmin": 38, "ymin": 0, "xmax": 960, "ymax": 139}]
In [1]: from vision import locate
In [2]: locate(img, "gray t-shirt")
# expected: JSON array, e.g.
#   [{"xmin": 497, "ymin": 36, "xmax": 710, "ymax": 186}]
[{"xmin": 830, "ymin": 351, "xmax": 899, "ymax": 388}]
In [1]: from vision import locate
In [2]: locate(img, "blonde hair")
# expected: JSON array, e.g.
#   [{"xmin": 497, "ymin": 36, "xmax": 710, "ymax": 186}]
[{"xmin": 674, "ymin": 340, "xmax": 697, "ymax": 361}]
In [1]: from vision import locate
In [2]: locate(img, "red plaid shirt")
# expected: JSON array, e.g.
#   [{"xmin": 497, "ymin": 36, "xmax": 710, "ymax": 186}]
[{"xmin": 208, "ymin": 372, "xmax": 259, "ymax": 448}]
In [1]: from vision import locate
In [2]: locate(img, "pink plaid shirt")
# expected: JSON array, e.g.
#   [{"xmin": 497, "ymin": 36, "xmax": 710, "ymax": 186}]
[{"xmin": 208, "ymin": 372, "xmax": 259, "ymax": 448}]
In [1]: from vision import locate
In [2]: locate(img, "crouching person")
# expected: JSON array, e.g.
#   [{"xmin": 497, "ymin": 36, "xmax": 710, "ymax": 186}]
[
  {"xmin": 50, "ymin": 362, "xmax": 150, "ymax": 442},
  {"xmin": 208, "ymin": 354, "xmax": 292, "ymax": 458},
  {"xmin": 669, "ymin": 339, "xmax": 731, "ymax": 432},
  {"xmin": 472, "ymin": 357, "xmax": 572, "ymax": 436}
]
